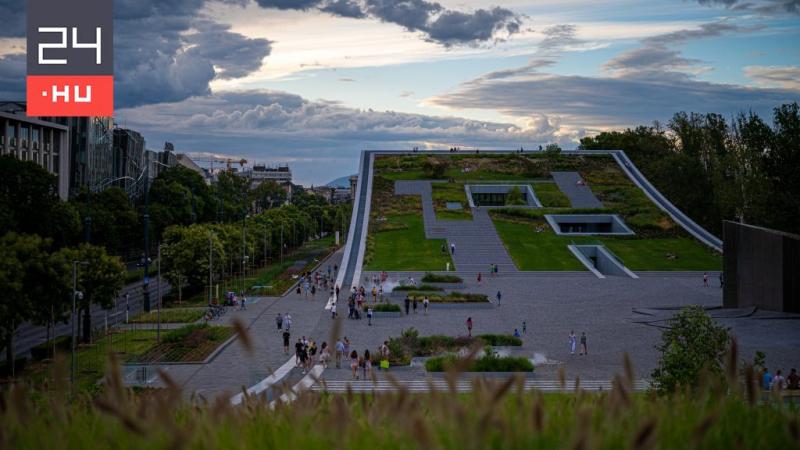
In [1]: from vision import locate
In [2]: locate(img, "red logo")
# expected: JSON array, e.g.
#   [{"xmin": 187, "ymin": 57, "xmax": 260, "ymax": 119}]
[{"xmin": 27, "ymin": 75, "xmax": 113, "ymax": 116}]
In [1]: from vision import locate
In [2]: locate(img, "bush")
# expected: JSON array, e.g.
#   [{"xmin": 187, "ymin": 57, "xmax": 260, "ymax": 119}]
[
  {"xmin": 407, "ymin": 292, "xmax": 488, "ymax": 303},
  {"xmin": 421, "ymin": 273, "xmax": 463, "ymax": 283},
  {"xmin": 392, "ymin": 284, "xmax": 443, "ymax": 291},
  {"xmin": 477, "ymin": 334, "xmax": 523, "ymax": 346},
  {"xmin": 651, "ymin": 305, "xmax": 730, "ymax": 394},
  {"xmin": 425, "ymin": 352, "xmax": 534, "ymax": 372},
  {"xmin": 373, "ymin": 303, "xmax": 401, "ymax": 312},
  {"xmin": 163, "ymin": 323, "xmax": 210, "ymax": 343},
  {"xmin": 505, "ymin": 186, "xmax": 526, "ymax": 205}
]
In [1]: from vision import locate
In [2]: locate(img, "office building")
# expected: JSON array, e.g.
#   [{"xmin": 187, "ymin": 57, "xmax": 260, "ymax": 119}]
[
  {"xmin": 0, "ymin": 101, "xmax": 71, "ymax": 199},
  {"xmin": 112, "ymin": 128, "xmax": 145, "ymax": 196}
]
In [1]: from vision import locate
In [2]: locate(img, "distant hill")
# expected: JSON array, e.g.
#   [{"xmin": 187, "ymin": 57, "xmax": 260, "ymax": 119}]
[{"xmin": 326, "ymin": 175, "xmax": 354, "ymax": 188}]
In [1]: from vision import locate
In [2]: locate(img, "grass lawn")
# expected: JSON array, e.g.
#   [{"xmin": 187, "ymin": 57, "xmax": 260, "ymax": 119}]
[
  {"xmin": 365, "ymin": 214, "xmax": 453, "ymax": 271},
  {"xmin": 493, "ymin": 218, "xmax": 721, "ymax": 271},
  {"xmin": 431, "ymin": 181, "xmax": 472, "ymax": 220},
  {"xmin": 533, "ymin": 182, "xmax": 571, "ymax": 207},
  {"xmin": 130, "ymin": 307, "xmax": 205, "ymax": 324}
]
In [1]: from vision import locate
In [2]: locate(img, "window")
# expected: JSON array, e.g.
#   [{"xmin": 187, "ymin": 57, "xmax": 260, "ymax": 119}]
[{"xmin": 6, "ymin": 123, "xmax": 15, "ymax": 138}]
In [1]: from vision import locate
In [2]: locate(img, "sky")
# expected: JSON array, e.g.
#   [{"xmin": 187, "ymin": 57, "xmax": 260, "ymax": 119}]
[{"xmin": 1, "ymin": 0, "xmax": 799, "ymax": 185}]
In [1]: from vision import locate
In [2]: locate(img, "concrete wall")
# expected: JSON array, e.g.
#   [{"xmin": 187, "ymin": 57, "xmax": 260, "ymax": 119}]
[{"xmin": 723, "ymin": 221, "xmax": 800, "ymax": 313}]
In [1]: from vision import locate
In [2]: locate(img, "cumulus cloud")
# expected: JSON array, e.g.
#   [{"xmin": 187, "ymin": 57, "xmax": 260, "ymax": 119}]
[
  {"xmin": 744, "ymin": 65, "xmax": 800, "ymax": 90},
  {"xmin": 0, "ymin": 53, "xmax": 25, "ymax": 99}
]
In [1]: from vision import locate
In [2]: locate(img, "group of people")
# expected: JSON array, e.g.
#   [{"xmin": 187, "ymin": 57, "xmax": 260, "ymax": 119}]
[
  {"xmin": 293, "ymin": 336, "xmax": 329, "ymax": 374},
  {"xmin": 762, "ymin": 367, "xmax": 800, "ymax": 391},
  {"xmin": 330, "ymin": 337, "xmax": 391, "ymax": 379},
  {"xmin": 568, "ymin": 331, "xmax": 589, "ymax": 355},
  {"xmin": 403, "ymin": 295, "xmax": 430, "ymax": 315},
  {"xmin": 295, "ymin": 265, "xmax": 339, "ymax": 299}
]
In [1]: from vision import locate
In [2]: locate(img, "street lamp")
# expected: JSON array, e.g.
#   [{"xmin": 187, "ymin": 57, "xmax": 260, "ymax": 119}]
[
  {"xmin": 157, "ymin": 243, "xmax": 163, "ymax": 342},
  {"xmin": 71, "ymin": 260, "xmax": 88, "ymax": 395}
]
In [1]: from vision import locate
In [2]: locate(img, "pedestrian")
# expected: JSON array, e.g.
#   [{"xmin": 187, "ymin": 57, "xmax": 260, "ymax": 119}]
[
  {"xmin": 719, "ymin": 272, "xmax": 724, "ymax": 288},
  {"xmin": 240, "ymin": 295, "xmax": 246, "ymax": 310},
  {"xmin": 282, "ymin": 330, "xmax": 291, "ymax": 355},
  {"xmin": 276, "ymin": 313, "xmax": 283, "ymax": 331},
  {"xmin": 772, "ymin": 370, "xmax": 786, "ymax": 391},
  {"xmin": 494, "ymin": 264, "xmax": 499, "ymax": 276},
  {"xmin": 441, "ymin": 243, "xmax": 446, "ymax": 253},
  {"xmin": 335, "ymin": 284, "xmax": 340, "ymax": 299},
  {"xmin": 299, "ymin": 343, "xmax": 309, "ymax": 374},
  {"xmin": 378, "ymin": 286, "xmax": 384, "ymax": 302},
  {"xmin": 309, "ymin": 340, "xmax": 318, "ymax": 369},
  {"xmin": 363, "ymin": 349, "xmax": 372, "ymax": 379},
  {"xmin": 569, "ymin": 331, "xmax": 577, "ymax": 354},
  {"xmin": 466, "ymin": 317, "xmax": 473, "ymax": 337},
  {"xmin": 372, "ymin": 286, "xmax": 377, "ymax": 303},
  {"xmin": 787, "ymin": 368, "xmax": 799, "ymax": 390},
  {"xmin": 350, "ymin": 350, "xmax": 359, "ymax": 379},
  {"xmin": 331, "ymin": 300, "xmax": 337, "ymax": 319},
  {"xmin": 335, "ymin": 339, "xmax": 345, "ymax": 368},
  {"xmin": 344, "ymin": 336, "xmax": 351, "ymax": 356},
  {"xmin": 703, "ymin": 272, "xmax": 709, "ymax": 287},
  {"xmin": 514, "ymin": 328, "xmax": 520, "ymax": 338},
  {"xmin": 477, "ymin": 273, "xmax": 482, "ymax": 283},
  {"xmin": 522, "ymin": 321, "xmax": 527, "ymax": 334},
  {"xmin": 423, "ymin": 296, "xmax": 429, "ymax": 315},
  {"xmin": 367, "ymin": 306, "xmax": 373, "ymax": 326},
  {"xmin": 450, "ymin": 243, "xmax": 456, "ymax": 254},
  {"xmin": 489, "ymin": 264, "xmax": 495, "ymax": 277},
  {"xmin": 579, "ymin": 332, "xmax": 588, "ymax": 355},
  {"xmin": 295, "ymin": 338, "xmax": 303, "ymax": 366},
  {"xmin": 404, "ymin": 295, "xmax": 411, "ymax": 315},
  {"xmin": 763, "ymin": 368, "xmax": 773, "ymax": 390},
  {"xmin": 379, "ymin": 341, "xmax": 390, "ymax": 371},
  {"xmin": 412, "ymin": 296, "xmax": 418, "ymax": 314},
  {"xmin": 496, "ymin": 290, "xmax": 502, "ymax": 306},
  {"xmin": 320, "ymin": 342, "xmax": 329, "ymax": 369},
  {"xmin": 285, "ymin": 313, "xmax": 292, "ymax": 331}
]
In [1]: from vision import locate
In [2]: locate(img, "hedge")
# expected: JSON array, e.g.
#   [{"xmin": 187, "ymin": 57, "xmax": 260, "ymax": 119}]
[{"xmin": 421, "ymin": 273, "xmax": 463, "ymax": 283}]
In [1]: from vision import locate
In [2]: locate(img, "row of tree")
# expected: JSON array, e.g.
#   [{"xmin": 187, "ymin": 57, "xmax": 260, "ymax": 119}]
[{"xmin": 579, "ymin": 102, "xmax": 800, "ymax": 235}]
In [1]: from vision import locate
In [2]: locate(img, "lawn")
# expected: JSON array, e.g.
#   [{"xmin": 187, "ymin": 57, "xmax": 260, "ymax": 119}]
[
  {"xmin": 364, "ymin": 214, "xmax": 453, "ymax": 271},
  {"xmin": 431, "ymin": 182, "xmax": 472, "ymax": 220},
  {"xmin": 533, "ymin": 182, "xmax": 571, "ymax": 207},
  {"xmin": 493, "ymin": 218, "xmax": 721, "ymax": 271},
  {"xmin": 130, "ymin": 307, "xmax": 205, "ymax": 324}
]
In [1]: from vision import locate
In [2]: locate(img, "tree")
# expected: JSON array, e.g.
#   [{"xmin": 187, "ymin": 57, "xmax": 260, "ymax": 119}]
[
  {"xmin": 71, "ymin": 187, "xmax": 138, "ymax": 255},
  {"xmin": 543, "ymin": 143, "xmax": 562, "ymax": 157},
  {"xmin": 422, "ymin": 158, "xmax": 447, "ymax": 179},
  {"xmin": 250, "ymin": 181, "xmax": 286, "ymax": 213},
  {"xmin": 0, "ymin": 156, "xmax": 80, "ymax": 248},
  {"xmin": 28, "ymin": 249, "xmax": 74, "ymax": 357},
  {"xmin": 161, "ymin": 225, "xmax": 225, "ymax": 302},
  {"xmin": 0, "ymin": 233, "xmax": 50, "ymax": 368},
  {"xmin": 505, "ymin": 186, "xmax": 526, "ymax": 206},
  {"xmin": 651, "ymin": 305, "xmax": 730, "ymax": 394},
  {"xmin": 215, "ymin": 170, "xmax": 250, "ymax": 222},
  {"xmin": 54, "ymin": 244, "xmax": 125, "ymax": 343}
]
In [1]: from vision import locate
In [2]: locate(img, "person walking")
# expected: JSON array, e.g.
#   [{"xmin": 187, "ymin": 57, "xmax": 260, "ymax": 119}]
[
  {"xmin": 331, "ymin": 300, "xmax": 337, "ymax": 319},
  {"xmin": 295, "ymin": 338, "xmax": 304, "ymax": 366},
  {"xmin": 404, "ymin": 295, "xmax": 411, "ymax": 315},
  {"xmin": 496, "ymin": 290, "xmax": 502, "ymax": 306},
  {"xmin": 367, "ymin": 306, "xmax": 373, "ymax": 326},
  {"xmin": 569, "ymin": 331, "xmax": 577, "ymax": 355},
  {"xmin": 335, "ymin": 284, "xmax": 340, "ymax": 300},
  {"xmin": 363, "ymin": 349, "xmax": 372, "ymax": 379},
  {"xmin": 412, "ymin": 296, "xmax": 418, "ymax": 314},
  {"xmin": 371, "ymin": 286, "xmax": 377, "ymax": 303},
  {"xmin": 522, "ymin": 321, "xmax": 527, "ymax": 334},
  {"xmin": 466, "ymin": 317, "xmax": 473, "ymax": 337},
  {"xmin": 441, "ymin": 243, "xmax": 446, "ymax": 254},
  {"xmin": 282, "ymin": 330, "xmax": 291, "ymax": 355},
  {"xmin": 379, "ymin": 341, "xmax": 390, "ymax": 371},
  {"xmin": 772, "ymin": 370, "xmax": 786, "ymax": 391},
  {"xmin": 514, "ymin": 328, "xmax": 521, "ymax": 338},
  {"xmin": 240, "ymin": 294, "xmax": 246, "ymax": 310},
  {"xmin": 579, "ymin": 332, "xmax": 588, "ymax": 355},
  {"xmin": 703, "ymin": 272, "xmax": 709, "ymax": 287},
  {"xmin": 285, "ymin": 313, "xmax": 292, "ymax": 331},
  {"xmin": 423, "ymin": 296, "xmax": 429, "ymax": 315},
  {"xmin": 350, "ymin": 350, "xmax": 359, "ymax": 379},
  {"xmin": 299, "ymin": 343, "xmax": 309, "ymax": 374},
  {"xmin": 450, "ymin": 242, "xmax": 456, "ymax": 255},
  {"xmin": 787, "ymin": 368, "xmax": 799, "ymax": 390},
  {"xmin": 335, "ymin": 339, "xmax": 345, "ymax": 369},
  {"xmin": 477, "ymin": 273, "xmax": 482, "ymax": 284},
  {"xmin": 276, "ymin": 313, "xmax": 283, "ymax": 331},
  {"xmin": 763, "ymin": 368, "xmax": 773, "ymax": 390}
]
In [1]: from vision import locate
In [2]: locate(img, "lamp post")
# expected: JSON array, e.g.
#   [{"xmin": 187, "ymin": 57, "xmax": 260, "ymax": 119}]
[{"xmin": 71, "ymin": 260, "xmax": 88, "ymax": 395}]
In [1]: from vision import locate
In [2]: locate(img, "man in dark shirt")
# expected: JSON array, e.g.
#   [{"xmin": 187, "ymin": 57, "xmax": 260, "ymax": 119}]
[
  {"xmin": 788, "ymin": 368, "xmax": 799, "ymax": 390},
  {"xmin": 282, "ymin": 331, "xmax": 291, "ymax": 355},
  {"xmin": 295, "ymin": 339, "xmax": 304, "ymax": 366}
]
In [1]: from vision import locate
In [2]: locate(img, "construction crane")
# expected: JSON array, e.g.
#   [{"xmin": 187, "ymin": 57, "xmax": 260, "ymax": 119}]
[{"xmin": 193, "ymin": 158, "xmax": 248, "ymax": 172}]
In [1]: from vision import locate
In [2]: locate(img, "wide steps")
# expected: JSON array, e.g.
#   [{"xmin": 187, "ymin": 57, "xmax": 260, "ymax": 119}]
[{"xmin": 311, "ymin": 379, "xmax": 651, "ymax": 393}]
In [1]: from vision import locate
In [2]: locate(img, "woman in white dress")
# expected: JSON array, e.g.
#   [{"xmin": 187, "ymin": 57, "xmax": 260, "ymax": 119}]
[{"xmin": 569, "ymin": 331, "xmax": 577, "ymax": 355}]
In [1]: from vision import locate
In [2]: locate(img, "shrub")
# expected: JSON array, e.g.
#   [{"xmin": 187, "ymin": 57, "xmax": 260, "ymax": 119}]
[
  {"xmin": 163, "ymin": 323, "xmax": 210, "ymax": 343},
  {"xmin": 425, "ymin": 352, "xmax": 534, "ymax": 372},
  {"xmin": 651, "ymin": 305, "xmax": 730, "ymax": 394},
  {"xmin": 505, "ymin": 185, "xmax": 526, "ymax": 205},
  {"xmin": 392, "ymin": 284, "xmax": 443, "ymax": 291},
  {"xmin": 421, "ymin": 273, "xmax": 463, "ymax": 283},
  {"xmin": 477, "ymin": 334, "xmax": 523, "ymax": 346},
  {"xmin": 373, "ymin": 303, "xmax": 401, "ymax": 312},
  {"xmin": 408, "ymin": 292, "xmax": 488, "ymax": 303}
]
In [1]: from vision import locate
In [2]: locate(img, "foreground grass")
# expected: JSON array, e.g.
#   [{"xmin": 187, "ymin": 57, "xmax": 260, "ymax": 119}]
[
  {"xmin": 3, "ymin": 364, "xmax": 798, "ymax": 449},
  {"xmin": 365, "ymin": 214, "xmax": 453, "ymax": 271},
  {"xmin": 533, "ymin": 182, "xmax": 571, "ymax": 207},
  {"xmin": 494, "ymin": 218, "xmax": 721, "ymax": 271}
]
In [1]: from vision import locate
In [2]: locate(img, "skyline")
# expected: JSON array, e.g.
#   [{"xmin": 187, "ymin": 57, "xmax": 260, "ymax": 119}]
[{"xmin": 1, "ymin": 0, "xmax": 799, "ymax": 184}]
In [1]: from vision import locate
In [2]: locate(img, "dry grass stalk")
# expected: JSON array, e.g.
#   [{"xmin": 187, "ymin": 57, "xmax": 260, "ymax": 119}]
[
  {"xmin": 632, "ymin": 417, "xmax": 657, "ymax": 450},
  {"xmin": 231, "ymin": 318, "xmax": 253, "ymax": 355}
]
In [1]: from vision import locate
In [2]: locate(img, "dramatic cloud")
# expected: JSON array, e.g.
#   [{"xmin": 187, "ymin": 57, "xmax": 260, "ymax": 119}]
[
  {"xmin": 0, "ymin": 0, "xmax": 25, "ymax": 38},
  {"xmin": 255, "ymin": 0, "xmax": 523, "ymax": 46},
  {"xmin": 0, "ymin": 0, "xmax": 272, "ymax": 108},
  {"xmin": 429, "ymin": 21, "xmax": 797, "ymax": 132},
  {"xmin": 605, "ymin": 22, "xmax": 751, "ymax": 76},
  {"xmin": 744, "ymin": 65, "xmax": 800, "ymax": 90},
  {"xmin": 0, "ymin": 53, "xmax": 25, "ymax": 99},
  {"xmin": 694, "ymin": 0, "xmax": 800, "ymax": 14}
]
